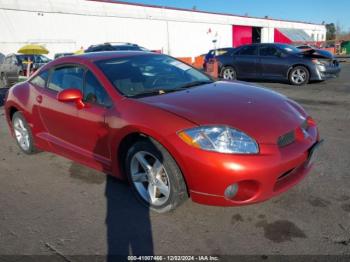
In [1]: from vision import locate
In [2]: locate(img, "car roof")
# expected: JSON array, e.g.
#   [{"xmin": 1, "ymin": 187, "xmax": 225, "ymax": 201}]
[{"xmin": 55, "ymin": 51, "xmax": 158, "ymax": 63}]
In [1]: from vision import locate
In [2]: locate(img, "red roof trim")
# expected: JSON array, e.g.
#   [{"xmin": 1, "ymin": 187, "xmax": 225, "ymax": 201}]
[{"xmin": 88, "ymin": 0, "xmax": 324, "ymax": 26}]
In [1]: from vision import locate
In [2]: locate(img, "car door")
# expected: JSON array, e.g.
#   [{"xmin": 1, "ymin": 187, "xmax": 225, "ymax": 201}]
[
  {"xmin": 72, "ymin": 70, "xmax": 113, "ymax": 171},
  {"xmin": 37, "ymin": 65, "xmax": 84, "ymax": 157},
  {"xmin": 232, "ymin": 45, "xmax": 259, "ymax": 78},
  {"xmin": 258, "ymin": 45, "xmax": 290, "ymax": 79}
]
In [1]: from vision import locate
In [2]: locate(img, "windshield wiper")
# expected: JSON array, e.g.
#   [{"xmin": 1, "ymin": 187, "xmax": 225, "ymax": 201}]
[
  {"xmin": 177, "ymin": 80, "xmax": 213, "ymax": 89},
  {"xmin": 127, "ymin": 80, "xmax": 214, "ymax": 98},
  {"xmin": 127, "ymin": 88, "xmax": 181, "ymax": 98}
]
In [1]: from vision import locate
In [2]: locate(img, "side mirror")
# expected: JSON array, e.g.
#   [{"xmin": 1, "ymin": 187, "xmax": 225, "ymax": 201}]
[{"xmin": 57, "ymin": 88, "xmax": 85, "ymax": 109}]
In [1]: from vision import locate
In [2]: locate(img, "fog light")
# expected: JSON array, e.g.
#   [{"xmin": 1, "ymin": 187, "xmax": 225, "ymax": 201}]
[
  {"xmin": 224, "ymin": 183, "xmax": 239, "ymax": 200},
  {"xmin": 225, "ymin": 180, "xmax": 260, "ymax": 202}
]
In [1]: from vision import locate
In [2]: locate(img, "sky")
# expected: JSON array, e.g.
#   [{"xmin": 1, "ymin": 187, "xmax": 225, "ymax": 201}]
[{"xmin": 113, "ymin": 0, "xmax": 350, "ymax": 30}]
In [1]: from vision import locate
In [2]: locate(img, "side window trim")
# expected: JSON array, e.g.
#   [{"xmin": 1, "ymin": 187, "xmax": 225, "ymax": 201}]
[
  {"xmin": 29, "ymin": 70, "xmax": 49, "ymax": 89},
  {"xmin": 46, "ymin": 63, "xmax": 86, "ymax": 93}
]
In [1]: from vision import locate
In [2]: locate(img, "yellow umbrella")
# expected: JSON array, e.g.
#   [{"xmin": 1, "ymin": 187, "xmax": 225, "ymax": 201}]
[
  {"xmin": 74, "ymin": 49, "xmax": 85, "ymax": 55},
  {"xmin": 18, "ymin": 44, "xmax": 49, "ymax": 55}
]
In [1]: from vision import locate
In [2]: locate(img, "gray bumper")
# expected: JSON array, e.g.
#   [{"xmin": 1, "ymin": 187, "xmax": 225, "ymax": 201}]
[{"xmin": 311, "ymin": 65, "xmax": 341, "ymax": 81}]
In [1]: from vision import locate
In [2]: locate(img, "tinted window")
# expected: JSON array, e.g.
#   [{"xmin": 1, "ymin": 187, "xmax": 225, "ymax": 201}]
[
  {"xmin": 215, "ymin": 49, "xmax": 230, "ymax": 56},
  {"xmin": 259, "ymin": 46, "xmax": 280, "ymax": 57},
  {"xmin": 48, "ymin": 66, "xmax": 84, "ymax": 92},
  {"xmin": 277, "ymin": 44, "xmax": 301, "ymax": 54},
  {"xmin": 17, "ymin": 55, "xmax": 34, "ymax": 63},
  {"xmin": 96, "ymin": 54, "xmax": 211, "ymax": 97},
  {"xmin": 238, "ymin": 46, "xmax": 258, "ymax": 56},
  {"xmin": 84, "ymin": 71, "xmax": 112, "ymax": 107},
  {"xmin": 30, "ymin": 71, "xmax": 49, "ymax": 88},
  {"xmin": 113, "ymin": 45, "xmax": 140, "ymax": 51}
]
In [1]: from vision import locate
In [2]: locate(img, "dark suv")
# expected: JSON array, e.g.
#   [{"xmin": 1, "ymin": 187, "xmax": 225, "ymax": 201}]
[{"xmin": 85, "ymin": 43, "xmax": 149, "ymax": 53}]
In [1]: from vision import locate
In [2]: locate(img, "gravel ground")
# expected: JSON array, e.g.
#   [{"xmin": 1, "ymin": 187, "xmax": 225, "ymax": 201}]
[{"xmin": 0, "ymin": 65, "xmax": 349, "ymax": 261}]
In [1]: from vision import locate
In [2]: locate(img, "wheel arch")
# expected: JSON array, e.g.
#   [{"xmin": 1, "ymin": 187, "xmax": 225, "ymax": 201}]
[
  {"xmin": 220, "ymin": 64, "xmax": 237, "ymax": 78},
  {"xmin": 287, "ymin": 64, "xmax": 311, "ymax": 79},
  {"xmin": 8, "ymin": 106, "xmax": 19, "ymax": 122},
  {"xmin": 115, "ymin": 129, "xmax": 191, "ymax": 196}
]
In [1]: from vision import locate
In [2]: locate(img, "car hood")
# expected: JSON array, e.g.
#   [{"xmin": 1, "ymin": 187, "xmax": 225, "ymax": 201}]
[
  {"xmin": 139, "ymin": 81, "xmax": 308, "ymax": 144},
  {"xmin": 300, "ymin": 48, "xmax": 334, "ymax": 59}
]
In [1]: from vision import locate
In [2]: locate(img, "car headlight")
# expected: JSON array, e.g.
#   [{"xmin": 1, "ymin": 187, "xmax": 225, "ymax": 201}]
[{"xmin": 178, "ymin": 126, "xmax": 259, "ymax": 154}]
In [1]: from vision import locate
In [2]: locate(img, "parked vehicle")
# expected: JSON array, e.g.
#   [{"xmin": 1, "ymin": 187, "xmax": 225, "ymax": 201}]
[
  {"xmin": 0, "ymin": 54, "xmax": 51, "ymax": 86},
  {"xmin": 217, "ymin": 43, "xmax": 341, "ymax": 85},
  {"xmin": 203, "ymin": 48, "xmax": 235, "ymax": 69},
  {"xmin": 85, "ymin": 42, "xmax": 149, "ymax": 53},
  {"xmin": 5, "ymin": 52, "xmax": 322, "ymax": 212}
]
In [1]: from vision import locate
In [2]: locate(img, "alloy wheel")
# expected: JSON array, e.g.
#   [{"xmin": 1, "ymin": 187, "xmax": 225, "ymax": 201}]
[
  {"xmin": 291, "ymin": 69, "xmax": 307, "ymax": 85},
  {"xmin": 130, "ymin": 151, "xmax": 171, "ymax": 206},
  {"xmin": 13, "ymin": 117, "xmax": 30, "ymax": 151},
  {"xmin": 223, "ymin": 68, "xmax": 236, "ymax": 80}
]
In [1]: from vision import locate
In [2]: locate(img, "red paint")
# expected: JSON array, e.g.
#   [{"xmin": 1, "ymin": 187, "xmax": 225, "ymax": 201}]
[
  {"xmin": 274, "ymin": 28, "xmax": 293, "ymax": 44},
  {"xmin": 232, "ymin": 25, "xmax": 252, "ymax": 47},
  {"xmin": 5, "ymin": 52, "xmax": 320, "ymax": 207}
]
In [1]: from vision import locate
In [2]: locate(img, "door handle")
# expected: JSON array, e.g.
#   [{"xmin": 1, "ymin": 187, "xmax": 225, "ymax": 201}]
[{"xmin": 36, "ymin": 95, "xmax": 43, "ymax": 104}]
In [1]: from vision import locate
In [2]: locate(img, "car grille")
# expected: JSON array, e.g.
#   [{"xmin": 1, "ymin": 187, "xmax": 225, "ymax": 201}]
[
  {"xmin": 277, "ymin": 120, "xmax": 309, "ymax": 148},
  {"xmin": 277, "ymin": 130, "xmax": 295, "ymax": 147}
]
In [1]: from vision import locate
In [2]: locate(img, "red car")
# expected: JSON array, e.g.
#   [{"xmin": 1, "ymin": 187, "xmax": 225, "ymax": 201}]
[{"xmin": 4, "ymin": 52, "xmax": 322, "ymax": 213}]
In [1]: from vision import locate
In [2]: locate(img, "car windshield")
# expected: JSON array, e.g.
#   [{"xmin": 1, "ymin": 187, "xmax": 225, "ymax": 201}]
[
  {"xmin": 277, "ymin": 44, "xmax": 302, "ymax": 54},
  {"xmin": 96, "ymin": 54, "xmax": 212, "ymax": 97},
  {"xmin": 38, "ymin": 55, "xmax": 51, "ymax": 63}
]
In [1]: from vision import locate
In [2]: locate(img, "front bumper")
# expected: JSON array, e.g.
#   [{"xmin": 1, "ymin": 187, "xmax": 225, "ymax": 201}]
[
  {"xmin": 168, "ymin": 125, "xmax": 319, "ymax": 206},
  {"xmin": 312, "ymin": 64, "xmax": 341, "ymax": 80}
]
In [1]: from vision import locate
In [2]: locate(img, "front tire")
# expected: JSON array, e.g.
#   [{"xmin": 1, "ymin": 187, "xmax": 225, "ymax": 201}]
[
  {"xmin": 289, "ymin": 66, "xmax": 310, "ymax": 86},
  {"xmin": 125, "ymin": 138, "xmax": 188, "ymax": 213},
  {"xmin": 12, "ymin": 112, "xmax": 37, "ymax": 154},
  {"xmin": 221, "ymin": 66, "xmax": 237, "ymax": 80}
]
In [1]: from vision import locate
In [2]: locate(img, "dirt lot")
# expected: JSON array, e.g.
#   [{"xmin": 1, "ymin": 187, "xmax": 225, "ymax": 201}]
[{"xmin": 0, "ymin": 65, "xmax": 350, "ymax": 261}]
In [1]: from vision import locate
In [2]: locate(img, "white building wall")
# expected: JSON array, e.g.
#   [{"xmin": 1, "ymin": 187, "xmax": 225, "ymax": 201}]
[
  {"xmin": 0, "ymin": 0, "xmax": 326, "ymax": 58},
  {"xmin": 261, "ymin": 27, "xmax": 275, "ymax": 43}
]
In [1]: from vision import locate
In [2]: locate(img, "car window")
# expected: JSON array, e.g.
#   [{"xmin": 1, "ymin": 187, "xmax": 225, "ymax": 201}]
[
  {"xmin": 277, "ymin": 44, "xmax": 301, "ymax": 54},
  {"xmin": 96, "ymin": 54, "xmax": 211, "ymax": 97},
  {"xmin": 30, "ymin": 71, "xmax": 49, "ymax": 88},
  {"xmin": 259, "ymin": 46, "xmax": 280, "ymax": 57},
  {"xmin": 48, "ymin": 66, "xmax": 84, "ymax": 92},
  {"xmin": 238, "ymin": 46, "xmax": 258, "ymax": 56},
  {"xmin": 84, "ymin": 71, "xmax": 112, "ymax": 107},
  {"xmin": 215, "ymin": 49, "xmax": 229, "ymax": 56}
]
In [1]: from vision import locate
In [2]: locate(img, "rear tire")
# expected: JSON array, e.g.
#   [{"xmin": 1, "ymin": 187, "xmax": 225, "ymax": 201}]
[
  {"xmin": 289, "ymin": 66, "xmax": 310, "ymax": 86},
  {"xmin": 12, "ymin": 112, "xmax": 37, "ymax": 154},
  {"xmin": 221, "ymin": 66, "xmax": 237, "ymax": 80},
  {"xmin": 125, "ymin": 138, "xmax": 188, "ymax": 213}
]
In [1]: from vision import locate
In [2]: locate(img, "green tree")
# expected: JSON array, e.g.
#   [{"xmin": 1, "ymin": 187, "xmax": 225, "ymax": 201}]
[{"xmin": 326, "ymin": 23, "xmax": 336, "ymax": 40}]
